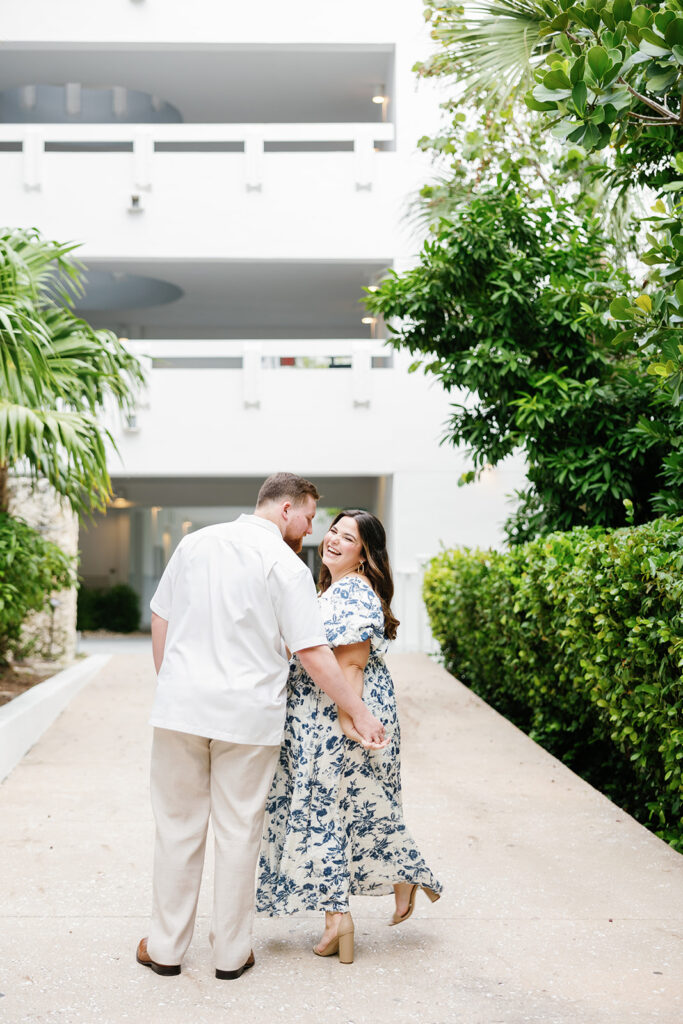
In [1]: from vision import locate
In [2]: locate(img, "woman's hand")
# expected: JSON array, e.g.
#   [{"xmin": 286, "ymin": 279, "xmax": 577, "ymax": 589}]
[
  {"xmin": 334, "ymin": 641, "xmax": 389, "ymax": 749},
  {"xmin": 340, "ymin": 715, "xmax": 390, "ymax": 749}
]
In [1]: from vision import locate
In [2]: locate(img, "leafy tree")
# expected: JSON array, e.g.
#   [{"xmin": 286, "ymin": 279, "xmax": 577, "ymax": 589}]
[
  {"xmin": 416, "ymin": 2, "xmax": 683, "ymax": 386},
  {"xmin": 0, "ymin": 228, "xmax": 144, "ymax": 515},
  {"xmin": 367, "ymin": 187, "xmax": 672, "ymax": 540},
  {"xmin": 366, "ymin": 0, "xmax": 683, "ymax": 537},
  {"xmin": 523, "ymin": 0, "xmax": 683, "ymax": 403}
]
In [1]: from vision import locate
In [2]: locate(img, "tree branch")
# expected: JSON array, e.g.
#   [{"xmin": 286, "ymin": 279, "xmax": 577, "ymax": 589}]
[
  {"xmin": 618, "ymin": 78, "xmax": 679, "ymax": 123},
  {"xmin": 627, "ymin": 112, "xmax": 680, "ymax": 124}
]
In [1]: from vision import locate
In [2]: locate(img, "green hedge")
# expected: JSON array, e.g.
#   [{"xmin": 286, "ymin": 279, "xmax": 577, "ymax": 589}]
[
  {"xmin": 77, "ymin": 583, "xmax": 141, "ymax": 633},
  {"xmin": 423, "ymin": 516, "xmax": 683, "ymax": 850}
]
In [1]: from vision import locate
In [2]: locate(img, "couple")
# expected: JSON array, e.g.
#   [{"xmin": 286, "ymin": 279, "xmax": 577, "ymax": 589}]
[{"xmin": 136, "ymin": 472, "xmax": 441, "ymax": 979}]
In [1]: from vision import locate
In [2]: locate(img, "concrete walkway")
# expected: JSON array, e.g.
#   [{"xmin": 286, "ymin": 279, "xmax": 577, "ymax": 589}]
[{"xmin": 1, "ymin": 653, "xmax": 681, "ymax": 1024}]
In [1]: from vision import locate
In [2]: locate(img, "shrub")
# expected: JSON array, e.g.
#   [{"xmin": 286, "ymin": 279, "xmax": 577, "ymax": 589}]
[
  {"xmin": 75, "ymin": 587, "xmax": 104, "ymax": 632},
  {"xmin": 423, "ymin": 516, "xmax": 683, "ymax": 850},
  {"xmin": 0, "ymin": 512, "xmax": 74, "ymax": 662},
  {"xmin": 77, "ymin": 583, "xmax": 140, "ymax": 633}
]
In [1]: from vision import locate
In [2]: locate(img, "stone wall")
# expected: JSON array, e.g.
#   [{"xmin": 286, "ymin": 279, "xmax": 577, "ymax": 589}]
[{"xmin": 8, "ymin": 477, "xmax": 79, "ymax": 665}]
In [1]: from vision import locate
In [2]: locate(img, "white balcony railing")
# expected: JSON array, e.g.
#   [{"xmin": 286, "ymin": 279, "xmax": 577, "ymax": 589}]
[
  {"xmin": 0, "ymin": 122, "xmax": 395, "ymax": 193},
  {"xmin": 125, "ymin": 339, "xmax": 391, "ymax": 422}
]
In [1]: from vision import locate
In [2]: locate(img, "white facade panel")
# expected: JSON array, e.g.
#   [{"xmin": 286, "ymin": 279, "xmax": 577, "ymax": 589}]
[
  {"xmin": 0, "ymin": 134, "xmax": 414, "ymax": 260},
  {"xmin": 1, "ymin": 2, "xmax": 418, "ymax": 45}
]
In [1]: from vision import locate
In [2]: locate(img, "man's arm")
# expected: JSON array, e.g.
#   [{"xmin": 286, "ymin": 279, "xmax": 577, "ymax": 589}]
[
  {"xmin": 333, "ymin": 641, "xmax": 372, "ymax": 744},
  {"xmin": 151, "ymin": 612, "xmax": 168, "ymax": 674},
  {"xmin": 297, "ymin": 644, "xmax": 387, "ymax": 748}
]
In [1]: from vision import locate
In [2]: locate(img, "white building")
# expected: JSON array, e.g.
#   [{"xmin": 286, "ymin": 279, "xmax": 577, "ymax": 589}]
[{"xmin": 0, "ymin": 0, "xmax": 525, "ymax": 650}]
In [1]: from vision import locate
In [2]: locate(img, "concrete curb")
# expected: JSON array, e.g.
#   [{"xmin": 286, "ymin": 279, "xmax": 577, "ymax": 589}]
[{"xmin": 0, "ymin": 653, "xmax": 111, "ymax": 782}]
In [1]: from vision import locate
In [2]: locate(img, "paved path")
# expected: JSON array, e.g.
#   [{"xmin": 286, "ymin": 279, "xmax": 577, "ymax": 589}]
[{"xmin": 1, "ymin": 653, "xmax": 681, "ymax": 1024}]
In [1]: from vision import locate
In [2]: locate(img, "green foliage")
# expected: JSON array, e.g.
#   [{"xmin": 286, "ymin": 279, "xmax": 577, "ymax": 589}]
[
  {"xmin": 367, "ymin": 186, "xmax": 681, "ymax": 539},
  {"xmin": 521, "ymin": 0, "xmax": 683, "ymax": 408},
  {"xmin": 416, "ymin": 1, "xmax": 554, "ymax": 108},
  {"xmin": 0, "ymin": 228, "xmax": 145, "ymax": 514},
  {"xmin": 77, "ymin": 583, "xmax": 141, "ymax": 634},
  {"xmin": 368, "ymin": 0, "xmax": 683, "ymax": 534},
  {"xmin": 0, "ymin": 512, "xmax": 74, "ymax": 662},
  {"xmin": 75, "ymin": 586, "xmax": 103, "ymax": 632},
  {"xmin": 423, "ymin": 515, "xmax": 683, "ymax": 850},
  {"xmin": 526, "ymin": 0, "xmax": 683, "ymax": 152},
  {"xmin": 414, "ymin": 7, "xmax": 628, "ymax": 236}
]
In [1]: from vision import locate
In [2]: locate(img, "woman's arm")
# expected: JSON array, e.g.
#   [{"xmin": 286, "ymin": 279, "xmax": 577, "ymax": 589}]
[{"xmin": 334, "ymin": 640, "xmax": 371, "ymax": 743}]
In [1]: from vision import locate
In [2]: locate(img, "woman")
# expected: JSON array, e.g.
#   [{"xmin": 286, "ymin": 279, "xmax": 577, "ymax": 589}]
[{"xmin": 256, "ymin": 509, "xmax": 442, "ymax": 963}]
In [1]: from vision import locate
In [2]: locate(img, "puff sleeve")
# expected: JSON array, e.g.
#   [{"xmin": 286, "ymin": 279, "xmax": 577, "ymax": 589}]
[{"xmin": 322, "ymin": 578, "xmax": 388, "ymax": 654}]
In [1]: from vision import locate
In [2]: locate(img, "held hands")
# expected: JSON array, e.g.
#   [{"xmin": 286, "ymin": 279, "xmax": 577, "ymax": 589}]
[{"xmin": 343, "ymin": 707, "xmax": 390, "ymax": 750}]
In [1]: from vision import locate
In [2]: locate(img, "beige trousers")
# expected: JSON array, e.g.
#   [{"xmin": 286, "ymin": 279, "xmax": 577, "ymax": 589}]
[{"xmin": 147, "ymin": 727, "xmax": 279, "ymax": 972}]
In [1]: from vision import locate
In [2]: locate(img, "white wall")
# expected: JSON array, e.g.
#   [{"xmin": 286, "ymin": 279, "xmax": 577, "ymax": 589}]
[{"xmin": 0, "ymin": 1, "xmax": 432, "ymax": 50}]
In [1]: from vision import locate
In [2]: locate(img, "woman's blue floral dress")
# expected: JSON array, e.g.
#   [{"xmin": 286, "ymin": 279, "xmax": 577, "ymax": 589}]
[{"xmin": 256, "ymin": 576, "xmax": 442, "ymax": 914}]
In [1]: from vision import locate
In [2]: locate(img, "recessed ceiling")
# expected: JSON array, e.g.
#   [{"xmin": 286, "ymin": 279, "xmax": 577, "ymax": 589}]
[
  {"xmin": 0, "ymin": 45, "xmax": 394, "ymax": 123},
  {"xmin": 109, "ymin": 475, "xmax": 381, "ymax": 508},
  {"xmin": 76, "ymin": 269, "xmax": 183, "ymax": 311},
  {"xmin": 76, "ymin": 259, "xmax": 390, "ymax": 339}
]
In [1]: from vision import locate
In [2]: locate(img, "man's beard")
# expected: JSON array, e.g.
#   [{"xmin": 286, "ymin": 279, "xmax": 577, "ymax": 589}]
[{"xmin": 283, "ymin": 533, "xmax": 304, "ymax": 554}]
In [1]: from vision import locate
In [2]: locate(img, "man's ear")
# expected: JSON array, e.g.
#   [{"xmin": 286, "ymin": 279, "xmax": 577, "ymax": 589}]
[{"xmin": 281, "ymin": 500, "xmax": 292, "ymax": 520}]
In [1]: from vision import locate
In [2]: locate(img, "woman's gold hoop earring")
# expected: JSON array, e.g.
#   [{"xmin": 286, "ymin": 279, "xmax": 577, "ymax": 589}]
[{"xmin": 358, "ymin": 561, "xmax": 365, "ymax": 574}]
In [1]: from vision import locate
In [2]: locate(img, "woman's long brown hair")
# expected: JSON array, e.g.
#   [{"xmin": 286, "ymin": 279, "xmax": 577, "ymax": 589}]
[{"xmin": 318, "ymin": 509, "xmax": 400, "ymax": 640}]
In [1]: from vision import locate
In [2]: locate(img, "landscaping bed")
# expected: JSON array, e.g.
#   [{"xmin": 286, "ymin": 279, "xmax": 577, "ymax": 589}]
[{"xmin": 0, "ymin": 665, "xmax": 52, "ymax": 708}]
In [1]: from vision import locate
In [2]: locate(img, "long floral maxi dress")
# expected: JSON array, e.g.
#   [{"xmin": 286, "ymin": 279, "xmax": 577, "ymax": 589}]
[{"xmin": 256, "ymin": 576, "xmax": 442, "ymax": 915}]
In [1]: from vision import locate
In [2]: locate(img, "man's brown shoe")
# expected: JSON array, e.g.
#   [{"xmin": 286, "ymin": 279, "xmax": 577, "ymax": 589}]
[
  {"xmin": 215, "ymin": 950, "xmax": 255, "ymax": 980},
  {"xmin": 136, "ymin": 937, "xmax": 181, "ymax": 976}
]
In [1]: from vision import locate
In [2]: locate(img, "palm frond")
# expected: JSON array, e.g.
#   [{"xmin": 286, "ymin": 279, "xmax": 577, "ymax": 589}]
[
  {"xmin": 0, "ymin": 400, "xmax": 111, "ymax": 513},
  {"xmin": 0, "ymin": 228, "xmax": 144, "ymax": 513},
  {"xmin": 420, "ymin": 0, "xmax": 553, "ymax": 108}
]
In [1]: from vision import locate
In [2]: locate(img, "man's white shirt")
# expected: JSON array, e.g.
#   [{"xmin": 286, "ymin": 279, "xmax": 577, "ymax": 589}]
[{"xmin": 149, "ymin": 514, "xmax": 327, "ymax": 745}]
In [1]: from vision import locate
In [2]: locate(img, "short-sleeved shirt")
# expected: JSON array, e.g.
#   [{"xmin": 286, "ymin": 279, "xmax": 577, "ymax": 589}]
[{"xmin": 149, "ymin": 514, "xmax": 328, "ymax": 745}]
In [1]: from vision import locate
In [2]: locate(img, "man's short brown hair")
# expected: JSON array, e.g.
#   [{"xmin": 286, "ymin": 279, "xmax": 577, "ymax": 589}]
[{"xmin": 256, "ymin": 472, "xmax": 320, "ymax": 507}]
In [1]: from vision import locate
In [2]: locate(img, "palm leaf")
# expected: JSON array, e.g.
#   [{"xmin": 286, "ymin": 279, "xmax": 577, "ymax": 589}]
[
  {"xmin": 0, "ymin": 400, "xmax": 111, "ymax": 513},
  {"xmin": 0, "ymin": 228, "xmax": 144, "ymax": 513},
  {"xmin": 420, "ymin": 0, "xmax": 553, "ymax": 107}
]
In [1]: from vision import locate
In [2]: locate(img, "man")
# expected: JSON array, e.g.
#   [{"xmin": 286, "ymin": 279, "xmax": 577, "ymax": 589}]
[{"xmin": 136, "ymin": 472, "xmax": 386, "ymax": 980}]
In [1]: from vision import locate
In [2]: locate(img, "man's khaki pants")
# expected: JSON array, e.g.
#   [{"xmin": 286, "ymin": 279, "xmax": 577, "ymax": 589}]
[{"xmin": 147, "ymin": 728, "xmax": 279, "ymax": 972}]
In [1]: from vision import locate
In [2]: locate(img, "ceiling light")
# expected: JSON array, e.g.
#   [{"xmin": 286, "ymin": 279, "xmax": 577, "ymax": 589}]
[
  {"xmin": 372, "ymin": 85, "xmax": 386, "ymax": 104},
  {"xmin": 361, "ymin": 316, "xmax": 375, "ymax": 324}
]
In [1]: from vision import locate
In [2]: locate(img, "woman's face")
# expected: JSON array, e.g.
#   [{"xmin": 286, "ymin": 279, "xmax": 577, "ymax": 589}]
[{"xmin": 322, "ymin": 515, "xmax": 364, "ymax": 578}]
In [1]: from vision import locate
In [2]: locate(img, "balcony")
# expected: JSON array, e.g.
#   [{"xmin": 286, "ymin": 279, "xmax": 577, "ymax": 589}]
[
  {"xmin": 105, "ymin": 339, "xmax": 454, "ymax": 479},
  {"xmin": 0, "ymin": 122, "xmax": 400, "ymax": 258}
]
